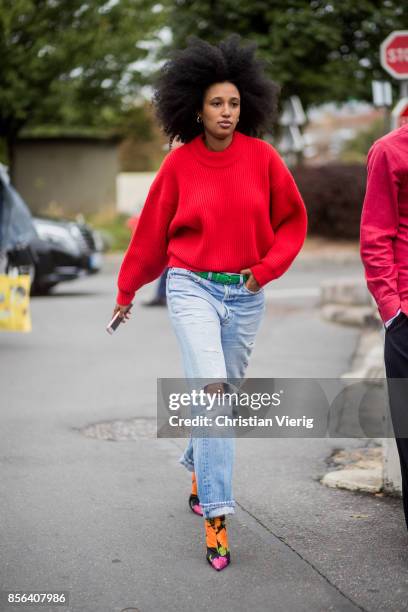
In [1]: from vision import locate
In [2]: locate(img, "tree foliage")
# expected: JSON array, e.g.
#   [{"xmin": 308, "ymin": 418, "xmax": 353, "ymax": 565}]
[
  {"xmin": 159, "ymin": 0, "xmax": 408, "ymax": 108},
  {"xmin": 0, "ymin": 0, "xmax": 163, "ymax": 144}
]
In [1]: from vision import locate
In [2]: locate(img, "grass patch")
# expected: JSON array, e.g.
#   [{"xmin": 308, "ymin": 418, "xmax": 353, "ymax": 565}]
[{"xmin": 85, "ymin": 210, "xmax": 133, "ymax": 253}]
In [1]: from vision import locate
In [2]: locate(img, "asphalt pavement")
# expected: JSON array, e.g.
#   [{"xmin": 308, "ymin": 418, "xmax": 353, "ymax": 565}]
[{"xmin": 1, "ymin": 248, "xmax": 407, "ymax": 612}]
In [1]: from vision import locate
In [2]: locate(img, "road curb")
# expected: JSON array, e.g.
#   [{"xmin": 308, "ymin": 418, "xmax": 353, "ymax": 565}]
[
  {"xmin": 321, "ymin": 447, "xmax": 384, "ymax": 493},
  {"xmin": 319, "ymin": 279, "xmax": 397, "ymax": 495}
]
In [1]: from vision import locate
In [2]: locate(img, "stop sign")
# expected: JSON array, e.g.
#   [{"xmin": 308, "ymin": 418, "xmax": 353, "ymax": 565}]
[
  {"xmin": 380, "ymin": 31, "xmax": 408, "ymax": 79},
  {"xmin": 392, "ymin": 97, "xmax": 408, "ymax": 130}
]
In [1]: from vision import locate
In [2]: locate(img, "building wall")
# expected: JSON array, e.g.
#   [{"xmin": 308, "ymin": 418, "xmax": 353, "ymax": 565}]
[
  {"xmin": 13, "ymin": 139, "xmax": 119, "ymax": 216},
  {"xmin": 116, "ymin": 172, "xmax": 157, "ymax": 215}
]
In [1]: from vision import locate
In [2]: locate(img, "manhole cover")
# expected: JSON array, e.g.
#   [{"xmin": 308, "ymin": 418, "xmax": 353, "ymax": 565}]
[{"xmin": 79, "ymin": 417, "xmax": 157, "ymax": 440}]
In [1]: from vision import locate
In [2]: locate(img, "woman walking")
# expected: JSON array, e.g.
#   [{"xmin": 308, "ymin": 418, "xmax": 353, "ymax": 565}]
[{"xmin": 113, "ymin": 34, "xmax": 307, "ymax": 571}]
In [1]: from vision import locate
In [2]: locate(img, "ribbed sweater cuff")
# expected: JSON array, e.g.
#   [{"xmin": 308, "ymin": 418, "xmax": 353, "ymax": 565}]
[
  {"xmin": 378, "ymin": 296, "xmax": 401, "ymax": 322},
  {"xmin": 250, "ymin": 262, "xmax": 275, "ymax": 287},
  {"xmin": 116, "ymin": 289, "xmax": 134, "ymax": 306}
]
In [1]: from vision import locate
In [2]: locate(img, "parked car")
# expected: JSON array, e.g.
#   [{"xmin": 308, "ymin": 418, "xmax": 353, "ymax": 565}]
[
  {"xmin": 6, "ymin": 216, "xmax": 104, "ymax": 295},
  {"xmin": 0, "ymin": 163, "xmax": 37, "ymax": 269},
  {"xmin": 0, "ymin": 163, "xmax": 104, "ymax": 294}
]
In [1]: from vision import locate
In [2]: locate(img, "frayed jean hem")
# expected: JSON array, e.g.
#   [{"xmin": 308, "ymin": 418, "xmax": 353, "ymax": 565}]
[{"xmin": 201, "ymin": 502, "xmax": 235, "ymax": 519}]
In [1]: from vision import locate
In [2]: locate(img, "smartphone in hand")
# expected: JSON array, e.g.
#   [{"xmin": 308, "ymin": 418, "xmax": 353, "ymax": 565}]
[{"xmin": 106, "ymin": 304, "xmax": 133, "ymax": 335}]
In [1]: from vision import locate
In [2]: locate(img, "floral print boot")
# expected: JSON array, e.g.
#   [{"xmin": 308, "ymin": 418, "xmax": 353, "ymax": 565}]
[
  {"xmin": 189, "ymin": 472, "xmax": 203, "ymax": 516},
  {"xmin": 205, "ymin": 514, "xmax": 230, "ymax": 571}
]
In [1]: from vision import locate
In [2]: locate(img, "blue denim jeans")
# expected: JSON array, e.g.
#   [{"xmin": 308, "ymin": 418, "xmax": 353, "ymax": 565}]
[{"xmin": 166, "ymin": 267, "xmax": 266, "ymax": 518}]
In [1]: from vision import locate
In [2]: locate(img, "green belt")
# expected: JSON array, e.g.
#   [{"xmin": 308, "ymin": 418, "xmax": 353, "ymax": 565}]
[{"xmin": 193, "ymin": 271, "xmax": 249, "ymax": 285}]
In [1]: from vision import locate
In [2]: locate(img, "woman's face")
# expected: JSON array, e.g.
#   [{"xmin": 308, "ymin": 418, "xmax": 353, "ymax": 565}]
[{"xmin": 199, "ymin": 81, "xmax": 240, "ymax": 138}]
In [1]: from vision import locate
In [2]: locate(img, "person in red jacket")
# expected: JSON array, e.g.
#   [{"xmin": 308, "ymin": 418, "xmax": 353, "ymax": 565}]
[
  {"xmin": 112, "ymin": 34, "xmax": 307, "ymax": 570},
  {"xmin": 360, "ymin": 123, "xmax": 408, "ymax": 531}
]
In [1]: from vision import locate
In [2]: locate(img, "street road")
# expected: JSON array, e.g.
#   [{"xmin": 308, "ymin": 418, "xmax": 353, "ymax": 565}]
[{"xmin": 1, "ymin": 250, "xmax": 407, "ymax": 612}]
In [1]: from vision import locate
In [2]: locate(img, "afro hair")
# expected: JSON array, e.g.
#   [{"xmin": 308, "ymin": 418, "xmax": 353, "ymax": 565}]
[{"xmin": 152, "ymin": 34, "xmax": 279, "ymax": 144}]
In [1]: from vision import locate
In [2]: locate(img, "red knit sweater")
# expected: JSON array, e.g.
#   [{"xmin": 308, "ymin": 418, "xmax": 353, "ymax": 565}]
[{"xmin": 116, "ymin": 130, "xmax": 307, "ymax": 306}]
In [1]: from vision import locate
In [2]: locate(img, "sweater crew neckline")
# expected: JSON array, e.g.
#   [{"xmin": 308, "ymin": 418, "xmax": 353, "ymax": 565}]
[{"xmin": 189, "ymin": 129, "xmax": 243, "ymax": 167}]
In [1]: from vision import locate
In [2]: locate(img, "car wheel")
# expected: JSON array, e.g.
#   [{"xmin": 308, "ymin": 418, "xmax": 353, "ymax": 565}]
[{"xmin": 32, "ymin": 281, "xmax": 58, "ymax": 296}]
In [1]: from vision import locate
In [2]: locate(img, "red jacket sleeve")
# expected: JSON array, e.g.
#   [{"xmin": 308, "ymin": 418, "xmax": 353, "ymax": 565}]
[
  {"xmin": 251, "ymin": 150, "xmax": 308, "ymax": 286},
  {"xmin": 360, "ymin": 142, "xmax": 401, "ymax": 322},
  {"xmin": 116, "ymin": 157, "xmax": 178, "ymax": 306}
]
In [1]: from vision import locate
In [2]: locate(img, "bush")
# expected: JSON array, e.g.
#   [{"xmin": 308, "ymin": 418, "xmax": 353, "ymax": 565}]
[
  {"xmin": 340, "ymin": 118, "xmax": 385, "ymax": 163},
  {"xmin": 291, "ymin": 163, "xmax": 366, "ymax": 240},
  {"xmin": 85, "ymin": 211, "xmax": 132, "ymax": 252}
]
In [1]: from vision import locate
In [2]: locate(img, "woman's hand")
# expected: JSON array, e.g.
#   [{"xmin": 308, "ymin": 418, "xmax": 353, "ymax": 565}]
[
  {"xmin": 240, "ymin": 268, "xmax": 261, "ymax": 292},
  {"xmin": 112, "ymin": 303, "xmax": 132, "ymax": 323}
]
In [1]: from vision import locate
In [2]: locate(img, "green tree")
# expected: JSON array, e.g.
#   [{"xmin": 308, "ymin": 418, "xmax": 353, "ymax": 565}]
[
  {"xmin": 160, "ymin": 0, "xmax": 407, "ymax": 108},
  {"xmin": 0, "ymin": 0, "xmax": 164, "ymax": 170}
]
